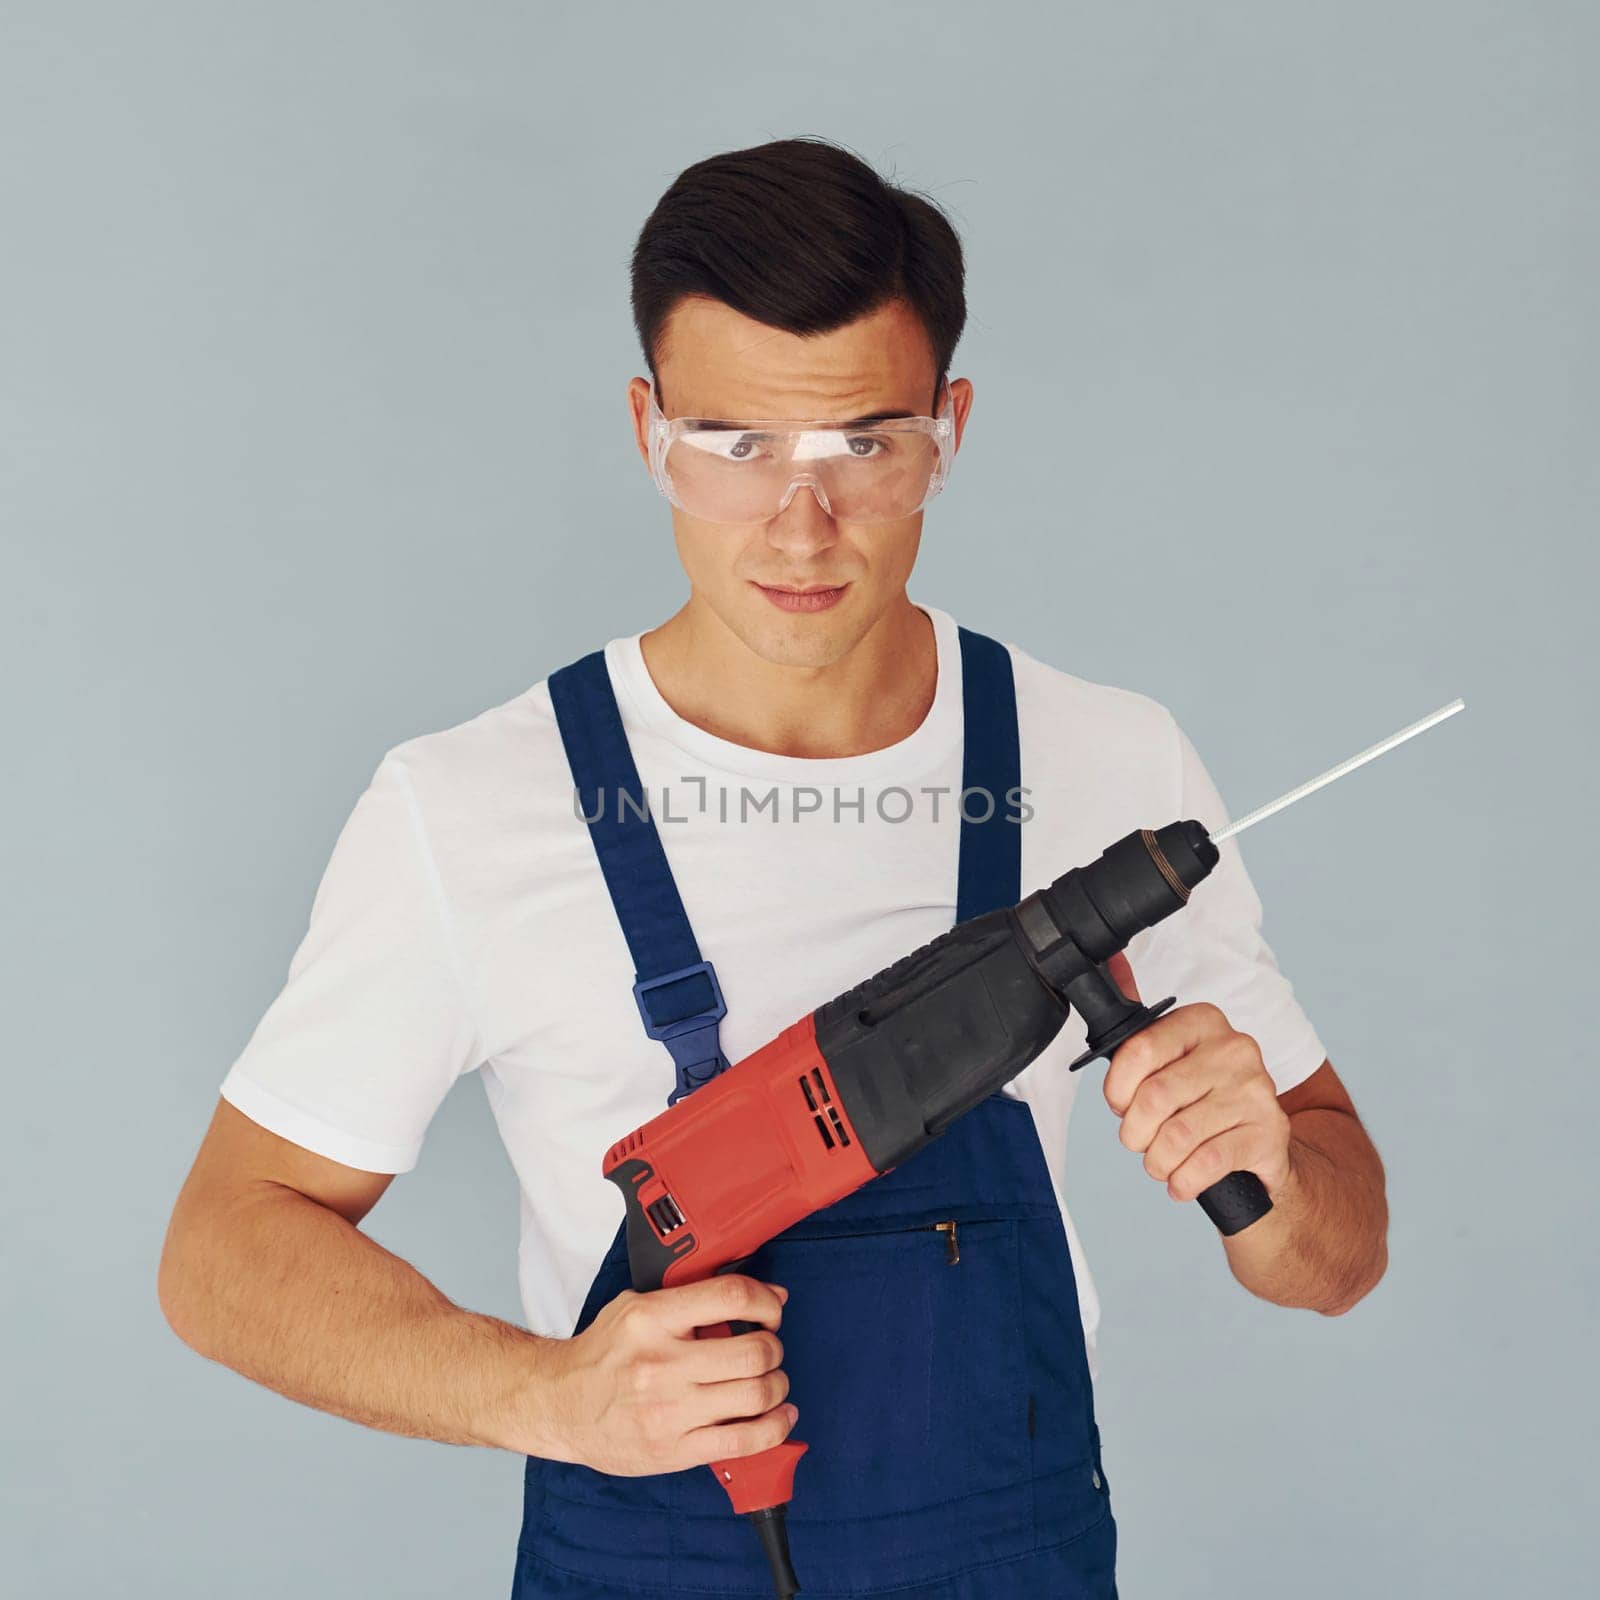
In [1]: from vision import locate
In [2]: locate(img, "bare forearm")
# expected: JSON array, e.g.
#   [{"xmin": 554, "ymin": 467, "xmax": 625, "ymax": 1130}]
[
  {"xmin": 1220, "ymin": 1109, "xmax": 1389, "ymax": 1315},
  {"xmin": 159, "ymin": 1180, "xmax": 560, "ymax": 1453}
]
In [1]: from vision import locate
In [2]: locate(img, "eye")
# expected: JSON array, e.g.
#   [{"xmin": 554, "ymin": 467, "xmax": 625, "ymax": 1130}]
[
  {"xmin": 705, "ymin": 432, "xmax": 772, "ymax": 463},
  {"xmin": 846, "ymin": 434, "xmax": 890, "ymax": 458}
]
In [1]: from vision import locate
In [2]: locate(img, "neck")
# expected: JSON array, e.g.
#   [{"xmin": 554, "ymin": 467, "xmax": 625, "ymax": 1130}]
[{"xmin": 638, "ymin": 594, "xmax": 937, "ymax": 760}]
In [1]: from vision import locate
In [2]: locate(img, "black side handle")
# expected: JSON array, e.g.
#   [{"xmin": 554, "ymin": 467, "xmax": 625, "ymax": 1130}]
[{"xmin": 1067, "ymin": 964, "xmax": 1274, "ymax": 1236}]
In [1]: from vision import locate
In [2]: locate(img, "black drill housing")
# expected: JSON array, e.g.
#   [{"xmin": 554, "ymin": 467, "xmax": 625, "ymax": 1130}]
[{"xmin": 815, "ymin": 820, "xmax": 1269, "ymax": 1236}]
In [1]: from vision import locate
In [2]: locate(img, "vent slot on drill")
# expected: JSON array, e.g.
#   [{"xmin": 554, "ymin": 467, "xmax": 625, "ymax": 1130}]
[
  {"xmin": 646, "ymin": 1194, "xmax": 685, "ymax": 1236},
  {"xmin": 800, "ymin": 1067, "xmax": 851, "ymax": 1152}
]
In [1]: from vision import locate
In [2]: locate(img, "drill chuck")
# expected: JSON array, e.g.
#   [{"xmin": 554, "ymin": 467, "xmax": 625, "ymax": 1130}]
[
  {"xmin": 1031, "ymin": 821, "xmax": 1218, "ymax": 965},
  {"xmin": 1008, "ymin": 821, "xmax": 1222, "ymax": 1081}
]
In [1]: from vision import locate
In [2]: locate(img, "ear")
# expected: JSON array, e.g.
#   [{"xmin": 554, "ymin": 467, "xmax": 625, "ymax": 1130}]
[
  {"xmin": 949, "ymin": 376, "xmax": 974, "ymax": 455},
  {"xmin": 626, "ymin": 376, "xmax": 653, "ymax": 468}
]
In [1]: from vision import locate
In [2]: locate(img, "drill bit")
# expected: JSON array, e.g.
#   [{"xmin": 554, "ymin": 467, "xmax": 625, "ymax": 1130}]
[{"xmin": 1210, "ymin": 699, "xmax": 1465, "ymax": 844}]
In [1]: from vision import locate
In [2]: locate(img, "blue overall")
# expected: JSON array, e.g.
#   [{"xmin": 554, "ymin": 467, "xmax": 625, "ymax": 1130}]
[{"xmin": 516, "ymin": 628, "xmax": 1118, "ymax": 1599}]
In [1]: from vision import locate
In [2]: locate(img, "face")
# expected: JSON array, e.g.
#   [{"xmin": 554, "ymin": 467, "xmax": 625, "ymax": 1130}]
[{"xmin": 627, "ymin": 295, "xmax": 973, "ymax": 669}]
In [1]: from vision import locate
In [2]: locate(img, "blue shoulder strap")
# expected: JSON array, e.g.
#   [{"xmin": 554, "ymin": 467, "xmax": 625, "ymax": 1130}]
[
  {"xmin": 954, "ymin": 624, "xmax": 1022, "ymax": 920},
  {"xmin": 547, "ymin": 623, "xmax": 1020, "ymax": 1106},
  {"xmin": 548, "ymin": 650, "xmax": 730, "ymax": 1106}
]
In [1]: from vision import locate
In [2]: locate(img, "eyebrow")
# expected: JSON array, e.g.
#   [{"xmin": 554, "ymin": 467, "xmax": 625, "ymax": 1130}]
[{"xmin": 693, "ymin": 410, "xmax": 917, "ymax": 431}]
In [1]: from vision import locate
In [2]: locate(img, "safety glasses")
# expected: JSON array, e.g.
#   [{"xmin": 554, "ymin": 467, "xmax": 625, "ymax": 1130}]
[{"xmin": 645, "ymin": 382, "xmax": 956, "ymax": 525}]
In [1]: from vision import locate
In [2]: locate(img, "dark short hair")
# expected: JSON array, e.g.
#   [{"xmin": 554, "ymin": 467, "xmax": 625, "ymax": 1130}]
[{"xmin": 631, "ymin": 136, "xmax": 966, "ymax": 411}]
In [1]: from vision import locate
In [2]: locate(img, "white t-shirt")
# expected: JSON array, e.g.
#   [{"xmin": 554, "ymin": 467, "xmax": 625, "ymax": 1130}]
[{"xmin": 220, "ymin": 600, "xmax": 1326, "ymax": 1379}]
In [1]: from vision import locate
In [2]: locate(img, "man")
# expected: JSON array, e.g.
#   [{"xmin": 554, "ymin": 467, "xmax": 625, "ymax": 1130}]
[{"xmin": 160, "ymin": 137, "xmax": 1387, "ymax": 1598}]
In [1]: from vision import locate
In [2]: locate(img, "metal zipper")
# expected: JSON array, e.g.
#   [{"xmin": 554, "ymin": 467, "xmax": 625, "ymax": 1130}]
[{"xmin": 780, "ymin": 1217, "xmax": 966, "ymax": 1263}]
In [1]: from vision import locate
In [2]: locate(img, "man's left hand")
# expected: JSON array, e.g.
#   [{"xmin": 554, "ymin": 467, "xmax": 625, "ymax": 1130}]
[{"xmin": 1099, "ymin": 952, "xmax": 1293, "ymax": 1202}]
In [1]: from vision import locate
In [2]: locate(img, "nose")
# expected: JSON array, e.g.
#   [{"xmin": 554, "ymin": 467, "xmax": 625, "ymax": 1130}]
[
  {"xmin": 766, "ymin": 476, "xmax": 837, "ymax": 553},
  {"xmin": 775, "ymin": 474, "xmax": 833, "ymax": 517}
]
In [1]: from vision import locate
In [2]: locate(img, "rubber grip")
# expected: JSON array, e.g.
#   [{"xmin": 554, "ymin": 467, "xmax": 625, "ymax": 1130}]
[{"xmin": 1196, "ymin": 1169, "xmax": 1272, "ymax": 1235}]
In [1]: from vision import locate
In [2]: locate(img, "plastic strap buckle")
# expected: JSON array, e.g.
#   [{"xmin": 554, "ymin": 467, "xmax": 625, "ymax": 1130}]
[{"xmin": 631, "ymin": 960, "xmax": 730, "ymax": 1106}]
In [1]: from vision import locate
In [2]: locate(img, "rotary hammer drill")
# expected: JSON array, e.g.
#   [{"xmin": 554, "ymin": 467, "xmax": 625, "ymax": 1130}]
[{"xmin": 601, "ymin": 818, "xmax": 1246, "ymax": 1595}]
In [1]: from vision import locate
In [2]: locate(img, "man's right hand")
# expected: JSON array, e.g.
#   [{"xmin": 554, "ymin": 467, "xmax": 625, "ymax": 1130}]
[
  {"xmin": 539, "ymin": 1274, "xmax": 797, "ymax": 1477},
  {"xmin": 159, "ymin": 1102, "xmax": 796, "ymax": 1473}
]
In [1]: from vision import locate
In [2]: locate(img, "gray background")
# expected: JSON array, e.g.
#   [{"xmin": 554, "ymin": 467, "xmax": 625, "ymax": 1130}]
[{"xmin": 3, "ymin": 2, "xmax": 1594, "ymax": 1595}]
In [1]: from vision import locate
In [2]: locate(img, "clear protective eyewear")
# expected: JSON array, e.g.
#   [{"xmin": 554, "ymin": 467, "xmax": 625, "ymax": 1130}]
[{"xmin": 646, "ymin": 381, "xmax": 957, "ymax": 525}]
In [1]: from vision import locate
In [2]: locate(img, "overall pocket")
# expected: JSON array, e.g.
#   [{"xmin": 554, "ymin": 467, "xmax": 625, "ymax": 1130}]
[
  {"xmin": 747, "ymin": 1210, "xmax": 1035, "ymax": 1521},
  {"xmin": 538, "ymin": 1205, "xmax": 1046, "ymax": 1530}
]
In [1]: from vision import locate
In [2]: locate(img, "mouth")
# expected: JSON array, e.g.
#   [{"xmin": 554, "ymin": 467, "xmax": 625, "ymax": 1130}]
[{"xmin": 752, "ymin": 580, "xmax": 851, "ymax": 613}]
